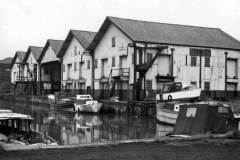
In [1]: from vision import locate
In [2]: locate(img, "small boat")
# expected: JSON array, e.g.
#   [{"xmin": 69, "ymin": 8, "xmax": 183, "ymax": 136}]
[
  {"xmin": 156, "ymin": 82, "xmax": 201, "ymax": 102},
  {"xmin": 74, "ymin": 95, "xmax": 103, "ymax": 113},
  {"xmin": 0, "ymin": 109, "xmax": 57, "ymax": 145},
  {"xmin": 48, "ymin": 94, "xmax": 74, "ymax": 108},
  {"xmin": 156, "ymin": 102, "xmax": 181, "ymax": 125}
]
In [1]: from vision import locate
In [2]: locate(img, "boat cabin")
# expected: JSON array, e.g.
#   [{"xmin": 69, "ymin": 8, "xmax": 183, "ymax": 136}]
[
  {"xmin": 0, "ymin": 109, "xmax": 56, "ymax": 144},
  {"xmin": 173, "ymin": 102, "xmax": 238, "ymax": 135},
  {"xmin": 0, "ymin": 110, "xmax": 33, "ymax": 141}
]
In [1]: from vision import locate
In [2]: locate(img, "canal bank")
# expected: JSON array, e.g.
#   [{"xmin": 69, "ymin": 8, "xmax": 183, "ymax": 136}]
[{"xmin": 1, "ymin": 138, "xmax": 240, "ymax": 160}]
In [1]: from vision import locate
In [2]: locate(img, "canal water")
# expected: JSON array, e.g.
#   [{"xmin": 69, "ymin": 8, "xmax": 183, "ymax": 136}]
[{"xmin": 0, "ymin": 100, "xmax": 173, "ymax": 145}]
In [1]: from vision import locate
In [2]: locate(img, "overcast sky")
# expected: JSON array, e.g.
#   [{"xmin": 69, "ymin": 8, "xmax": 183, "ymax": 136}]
[{"xmin": 0, "ymin": 0, "xmax": 240, "ymax": 60}]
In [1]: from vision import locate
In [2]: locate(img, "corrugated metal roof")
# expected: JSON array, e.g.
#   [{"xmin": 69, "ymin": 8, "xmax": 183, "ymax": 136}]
[
  {"xmin": 57, "ymin": 30, "xmax": 96, "ymax": 58},
  {"xmin": 88, "ymin": 16, "xmax": 240, "ymax": 50}
]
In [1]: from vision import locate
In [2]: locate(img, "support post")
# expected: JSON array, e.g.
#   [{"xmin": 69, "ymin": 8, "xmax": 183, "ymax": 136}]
[
  {"xmin": 91, "ymin": 50, "xmax": 95, "ymax": 98},
  {"xmin": 170, "ymin": 48, "xmax": 175, "ymax": 77},
  {"xmin": 199, "ymin": 52, "xmax": 202, "ymax": 88},
  {"xmin": 224, "ymin": 52, "xmax": 228, "ymax": 91},
  {"xmin": 133, "ymin": 43, "xmax": 137, "ymax": 100}
]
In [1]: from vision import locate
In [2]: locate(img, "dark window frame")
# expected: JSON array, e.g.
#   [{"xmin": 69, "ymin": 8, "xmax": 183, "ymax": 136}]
[
  {"xmin": 145, "ymin": 80, "xmax": 152, "ymax": 90},
  {"xmin": 146, "ymin": 53, "xmax": 153, "ymax": 63},
  {"xmin": 63, "ymin": 64, "xmax": 65, "ymax": 72},
  {"xmin": 87, "ymin": 60, "xmax": 90, "ymax": 69},
  {"xmin": 94, "ymin": 59, "xmax": 98, "ymax": 68},
  {"xmin": 74, "ymin": 46, "xmax": 77, "ymax": 56},
  {"xmin": 191, "ymin": 56, "xmax": 197, "ymax": 66},
  {"xmin": 112, "ymin": 56, "xmax": 115, "ymax": 67},
  {"xmin": 204, "ymin": 82, "xmax": 210, "ymax": 91},
  {"xmin": 112, "ymin": 36, "xmax": 116, "ymax": 47},
  {"xmin": 205, "ymin": 56, "xmax": 210, "ymax": 67},
  {"xmin": 74, "ymin": 62, "xmax": 77, "ymax": 71}
]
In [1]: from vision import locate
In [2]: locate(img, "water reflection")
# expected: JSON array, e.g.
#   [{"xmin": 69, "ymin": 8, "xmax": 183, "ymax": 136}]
[{"xmin": 0, "ymin": 100, "xmax": 173, "ymax": 145}]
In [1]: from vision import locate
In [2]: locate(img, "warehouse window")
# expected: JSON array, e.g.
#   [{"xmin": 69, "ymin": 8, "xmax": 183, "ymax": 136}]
[
  {"xmin": 145, "ymin": 80, "xmax": 152, "ymax": 90},
  {"xmin": 112, "ymin": 36, "xmax": 116, "ymax": 47},
  {"xmin": 146, "ymin": 53, "xmax": 153, "ymax": 63},
  {"xmin": 74, "ymin": 46, "xmax": 77, "ymax": 56},
  {"xmin": 74, "ymin": 62, "xmax": 77, "ymax": 71},
  {"xmin": 112, "ymin": 57, "xmax": 115, "ymax": 67},
  {"xmin": 205, "ymin": 56, "xmax": 210, "ymax": 67},
  {"xmin": 190, "ymin": 81, "xmax": 197, "ymax": 87},
  {"xmin": 204, "ymin": 82, "xmax": 210, "ymax": 90},
  {"xmin": 94, "ymin": 59, "xmax": 97, "ymax": 68},
  {"xmin": 87, "ymin": 60, "xmax": 90, "ymax": 69},
  {"xmin": 63, "ymin": 64, "xmax": 65, "ymax": 72},
  {"xmin": 191, "ymin": 56, "xmax": 197, "ymax": 66},
  {"xmin": 44, "ymin": 68, "xmax": 49, "ymax": 74},
  {"xmin": 132, "ymin": 53, "xmax": 134, "ymax": 64}
]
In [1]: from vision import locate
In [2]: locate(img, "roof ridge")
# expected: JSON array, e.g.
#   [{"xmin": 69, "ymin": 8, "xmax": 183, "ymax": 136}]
[
  {"xmin": 29, "ymin": 46, "xmax": 43, "ymax": 48},
  {"xmin": 107, "ymin": 16, "xmax": 220, "ymax": 30},
  {"xmin": 70, "ymin": 29, "xmax": 96, "ymax": 34},
  {"xmin": 48, "ymin": 39, "xmax": 64, "ymax": 42}
]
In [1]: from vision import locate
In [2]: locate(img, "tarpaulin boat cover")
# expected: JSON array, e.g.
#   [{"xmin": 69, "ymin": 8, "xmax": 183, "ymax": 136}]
[{"xmin": 173, "ymin": 104, "xmax": 235, "ymax": 135}]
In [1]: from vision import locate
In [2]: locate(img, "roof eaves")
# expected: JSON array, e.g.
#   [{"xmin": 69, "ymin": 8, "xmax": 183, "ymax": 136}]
[
  {"xmin": 38, "ymin": 41, "xmax": 50, "ymax": 63},
  {"xmin": 57, "ymin": 32, "xmax": 74, "ymax": 58},
  {"xmin": 70, "ymin": 30, "xmax": 90, "ymax": 49},
  {"xmin": 88, "ymin": 17, "xmax": 135, "ymax": 51},
  {"xmin": 107, "ymin": 16, "xmax": 136, "ymax": 41}
]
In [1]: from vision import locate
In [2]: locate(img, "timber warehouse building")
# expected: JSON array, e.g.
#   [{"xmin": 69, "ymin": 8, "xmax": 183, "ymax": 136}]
[{"xmin": 11, "ymin": 16, "xmax": 240, "ymax": 101}]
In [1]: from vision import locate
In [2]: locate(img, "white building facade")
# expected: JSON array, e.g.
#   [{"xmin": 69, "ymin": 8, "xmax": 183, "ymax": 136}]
[
  {"xmin": 10, "ymin": 51, "xmax": 26, "ymax": 84},
  {"xmin": 58, "ymin": 30, "xmax": 96, "ymax": 94},
  {"xmin": 38, "ymin": 39, "xmax": 63, "ymax": 93},
  {"xmin": 88, "ymin": 17, "xmax": 240, "ymax": 100}
]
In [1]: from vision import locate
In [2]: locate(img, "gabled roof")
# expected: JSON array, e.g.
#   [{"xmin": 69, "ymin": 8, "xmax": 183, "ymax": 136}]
[
  {"xmin": 10, "ymin": 51, "xmax": 26, "ymax": 68},
  {"xmin": 57, "ymin": 30, "xmax": 96, "ymax": 58},
  {"xmin": 38, "ymin": 39, "xmax": 64, "ymax": 63},
  {"xmin": 88, "ymin": 16, "xmax": 240, "ymax": 51},
  {"xmin": 24, "ymin": 46, "xmax": 43, "ymax": 63},
  {"xmin": 0, "ymin": 57, "xmax": 13, "ymax": 64}
]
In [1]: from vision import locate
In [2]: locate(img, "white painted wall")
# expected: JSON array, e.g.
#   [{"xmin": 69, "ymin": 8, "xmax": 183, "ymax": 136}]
[
  {"xmin": 62, "ymin": 37, "xmax": 92, "ymax": 89},
  {"xmin": 41, "ymin": 45, "xmax": 58, "ymax": 63},
  {"xmin": 25, "ymin": 52, "xmax": 40, "ymax": 81},
  {"xmin": 11, "ymin": 57, "xmax": 20, "ymax": 83},
  {"xmin": 93, "ymin": 24, "xmax": 134, "ymax": 89},
  {"xmin": 41, "ymin": 45, "xmax": 60, "ymax": 82},
  {"xmin": 93, "ymin": 23, "xmax": 240, "ymax": 92},
  {"xmin": 144, "ymin": 45, "xmax": 240, "ymax": 91}
]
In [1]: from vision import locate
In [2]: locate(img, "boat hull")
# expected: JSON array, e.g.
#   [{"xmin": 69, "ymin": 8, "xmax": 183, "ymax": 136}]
[
  {"xmin": 156, "ymin": 108, "xmax": 178, "ymax": 125},
  {"xmin": 74, "ymin": 103, "xmax": 103, "ymax": 113},
  {"xmin": 49, "ymin": 101, "xmax": 74, "ymax": 108},
  {"xmin": 161, "ymin": 88, "xmax": 201, "ymax": 101}
]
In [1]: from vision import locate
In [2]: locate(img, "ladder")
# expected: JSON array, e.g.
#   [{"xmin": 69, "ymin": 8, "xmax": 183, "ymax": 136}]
[{"xmin": 104, "ymin": 69, "xmax": 117, "ymax": 99}]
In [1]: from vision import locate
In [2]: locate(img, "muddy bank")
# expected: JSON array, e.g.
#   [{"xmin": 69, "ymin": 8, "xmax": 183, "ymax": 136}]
[{"xmin": 1, "ymin": 139, "xmax": 240, "ymax": 160}]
